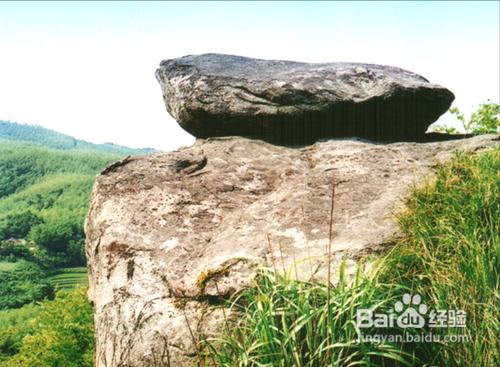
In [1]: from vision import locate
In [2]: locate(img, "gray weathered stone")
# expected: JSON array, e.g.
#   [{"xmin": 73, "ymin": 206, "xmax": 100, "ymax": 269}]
[
  {"xmin": 86, "ymin": 134, "xmax": 497, "ymax": 367},
  {"xmin": 155, "ymin": 54, "xmax": 454, "ymax": 145}
]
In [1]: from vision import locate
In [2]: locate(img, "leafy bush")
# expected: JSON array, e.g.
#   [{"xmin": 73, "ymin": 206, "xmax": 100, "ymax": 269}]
[
  {"xmin": 0, "ymin": 261, "xmax": 54, "ymax": 310},
  {"xmin": 429, "ymin": 124, "xmax": 459, "ymax": 134}
]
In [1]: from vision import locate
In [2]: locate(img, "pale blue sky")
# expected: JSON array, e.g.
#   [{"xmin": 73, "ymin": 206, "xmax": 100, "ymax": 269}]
[{"xmin": 1, "ymin": 1, "xmax": 498, "ymax": 150}]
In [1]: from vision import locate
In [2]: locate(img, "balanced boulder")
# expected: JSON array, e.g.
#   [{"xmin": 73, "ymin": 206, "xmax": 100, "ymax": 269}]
[{"xmin": 156, "ymin": 53, "xmax": 455, "ymax": 145}]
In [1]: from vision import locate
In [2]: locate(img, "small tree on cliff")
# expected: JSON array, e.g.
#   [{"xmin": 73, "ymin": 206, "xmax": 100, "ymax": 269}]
[{"xmin": 450, "ymin": 100, "xmax": 500, "ymax": 134}]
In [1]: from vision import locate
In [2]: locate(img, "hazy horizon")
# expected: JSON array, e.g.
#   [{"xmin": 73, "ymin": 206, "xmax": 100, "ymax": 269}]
[{"xmin": 1, "ymin": 1, "xmax": 498, "ymax": 150}]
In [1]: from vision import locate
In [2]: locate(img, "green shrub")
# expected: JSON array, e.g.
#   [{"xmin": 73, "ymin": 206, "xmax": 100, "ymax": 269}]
[
  {"xmin": 0, "ymin": 242, "xmax": 33, "ymax": 261},
  {"xmin": 429, "ymin": 124, "xmax": 459, "ymax": 134}
]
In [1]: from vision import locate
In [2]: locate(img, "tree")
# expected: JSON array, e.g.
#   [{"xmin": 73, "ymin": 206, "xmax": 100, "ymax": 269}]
[
  {"xmin": 450, "ymin": 101, "xmax": 500, "ymax": 134},
  {"xmin": 0, "ymin": 261, "xmax": 54, "ymax": 310},
  {"xmin": 0, "ymin": 287, "xmax": 93, "ymax": 367},
  {"xmin": 0, "ymin": 211, "xmax": 43, "ymax": 240},
  {"xmin": 28, "ymin": 217, "xmax": 81, "ymax": 254}
]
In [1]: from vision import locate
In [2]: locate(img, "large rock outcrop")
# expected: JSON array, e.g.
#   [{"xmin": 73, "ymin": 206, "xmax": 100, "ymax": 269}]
[
  {"xmin": 86, "ymin": 134, "xmax": 497, "ymax": 367},
  {"xmin": 156, "ymin": 54, "xmax": 455, "ymax": 145}
]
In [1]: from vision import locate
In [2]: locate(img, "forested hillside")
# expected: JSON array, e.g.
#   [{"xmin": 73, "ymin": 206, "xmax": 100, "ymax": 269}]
[
  {"xmin": 0, "ymin": 122, "xmax": 154, "ymax": 310},
  {"xmin": 0, "ymin": 120, "xmax": 154, "ymax": 155},
  {"xmin": 0, "ymin": 138, "xmax": 120, "ymax": 266},
  {"xmin": 0, "ymin": 121, "xmax": 154, "ymax": 364}
]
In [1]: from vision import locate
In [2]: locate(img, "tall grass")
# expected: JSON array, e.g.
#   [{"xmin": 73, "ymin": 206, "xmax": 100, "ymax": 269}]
[
  {"xmin": 204, "ymin": 267, "xmax": 417, "ymax": 367},
  {"xmin": 380, "ymin": 148, "xmax": 499, "ymax": 366},
  {"xmin": 202, "ymin": 147, "xmax": 499, "ymax": 367}
]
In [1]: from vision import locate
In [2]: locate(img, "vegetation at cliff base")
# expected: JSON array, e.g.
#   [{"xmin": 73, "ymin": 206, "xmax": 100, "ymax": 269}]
[
  {"xmin": 0, "ymin": 287, "xmax": 93, "ymax": 367},
  {"xmin": 379, "ymin": 148, "xmax": 499, "ymax": 366},
  {"xmin": 204, "ymin": 147, "xmax": 499, "ymax": 367}
]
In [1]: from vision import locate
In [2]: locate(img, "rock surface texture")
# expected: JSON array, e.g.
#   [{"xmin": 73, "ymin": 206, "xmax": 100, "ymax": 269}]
[
  {"xmin": 86, "ymin": 135, "xmax": 497, "ymax": 367},
  {"xmin": 156, "ymin": 54, "xmax": 455, "ymax": 145}
]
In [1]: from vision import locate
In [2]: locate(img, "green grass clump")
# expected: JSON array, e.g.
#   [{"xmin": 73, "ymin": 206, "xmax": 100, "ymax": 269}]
[
  {"xmin": 204, "ymin": 267, "xmax": 416, "ymax": 367},
  {"xmin": 203, "ymin": 147, "xmax": 499, "ymax": 367},
  {"xmin": 381, "ymin": 148, "xmax": 499, "ymax": 366}
]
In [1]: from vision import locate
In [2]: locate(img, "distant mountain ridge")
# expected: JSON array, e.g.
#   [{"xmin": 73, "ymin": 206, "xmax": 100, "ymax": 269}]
[{"xmin": 0, "ymin": 120, "xmax": 156, "ymax": 155}]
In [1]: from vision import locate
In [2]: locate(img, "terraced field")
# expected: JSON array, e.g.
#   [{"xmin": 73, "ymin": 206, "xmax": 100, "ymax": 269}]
[{"xmin": 48, "ymin": 267, "xmax": 88, "ymax": 291}]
